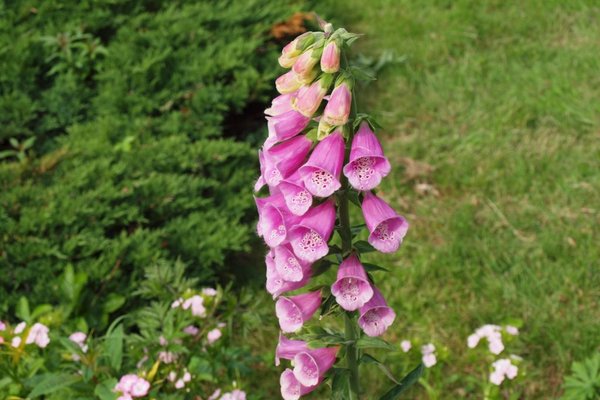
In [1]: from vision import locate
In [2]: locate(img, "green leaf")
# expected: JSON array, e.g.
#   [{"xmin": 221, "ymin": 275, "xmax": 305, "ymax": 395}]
[
  {"xmin": 104, "ymin": 324, "xmax": 124, "ymax": 371},
  {"xmin": 349, "ymin": 66, "xmax": 376, "ymax": 82},
  {"xmin": 95, "ymin": 378, "xmax": 118, "ymax": 400},
  {"xmin": 31, "ymin": 304, "xmax": 53, "ymax": 320},
  {"xmin": 354, "ymin": 240, "xmax": 376, "ymax": 254},
  {"xmin": 363, "ymin": 263, "xmax": 390, "ymax": 273},
  {"xmin": 312, "ymin": 259, "xmax": 335, "ymax": 278},
  {"xmin": 16, "ymin": 296, "xmax": 31, "ymax": 322},
  {"xmin": 28, "ymin": 373, "xmax": 80, "ymax": 398},
  {"xmin": 379, "ymin": 363, "xmax": 425, "ymax": 400},
  {"xmin": 103, "ymin": 293, "xmax": 126, "ymax": 313},
  {"xmin": 361, "ymin": 354, "xmax": 399, "ymax": 384},
  {"xmin": 356, "ymin": 336, "xmax": 396, "ymax": 351},
  {"xmin": 331, "ymin": 368, "xmax": 353, "ymax": 400}
]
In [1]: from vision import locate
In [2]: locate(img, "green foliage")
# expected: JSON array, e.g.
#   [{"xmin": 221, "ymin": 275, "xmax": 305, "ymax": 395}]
[
  {"xmin": 0, "ymin": 0, "xmax": 302, "ymax": 325},
  {"xmin": 562, "ymin": 353, "xmax": 600, "ymax": 400}
]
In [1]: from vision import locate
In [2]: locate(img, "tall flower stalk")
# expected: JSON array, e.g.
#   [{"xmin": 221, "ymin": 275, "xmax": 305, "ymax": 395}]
[{"xmin": 255, "ymin": 18, "xmax": 423, "ymax": 400}]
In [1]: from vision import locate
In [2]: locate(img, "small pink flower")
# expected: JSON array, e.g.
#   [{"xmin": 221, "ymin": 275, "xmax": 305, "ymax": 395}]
[
  {"xmin": 278, "ymin": 172, "xmax": 313, "ymax": 216},
  {"xmin": 421, "ymin": 343, "xmax": 437, "ymax": 368},
  {"xmin": 505, "ymin": 325, "xmax": 519, "ymax": 335},
  {"xmin": 158, "ymin": 351, "xmax": 177, "ymax": 364},
  {"xmin": 130, "ymin": 378, "xmax": 150, "ymax": 397},
  {"xmin": 0, "ymin": 321, "xmax": 6, "ymax": 331},
  {"xmin": 183, "ymin": 325, "xmax": 199, "ymax": 335},
  {"xmin": 207, "ymin": 328, "xmax": 222, "ymax": 344},
  {"xmin": 489, "ymin": 358, "xmax": 518, "ymax": 385},
  {"xmin": 115, "ymin": 374, "xmax": 139, "ymax": 394},
  {"xmin": 208, "ymin": 389, "xmax": 222, "ymax": 400},
  {"xmin": 273, "ymin": 244, "xmax": 311, "ymax": 282},
  {"xmin": 11, "ymin": 336, "xmax": 21, "ymax": 348},
  {"xmin": 343, "ymin": 122, "xmax": 391, "ymax": 191},
  {"xmin": 182, "ymin": 295, "xmax": 206, "ymax": 317},
  {"xmin": 276, "ymin": 333, "xmax": 308, "ymax": 366},
  {"xmin": 322, "ymin": 82, "xmax": 351, "ymax": 126},
  {"xmin": 26, "ymin": 323, "xmax": 50, "ymax": 348},
  {"xmin": 174, "ymin": 379, "xmax": 185, "ymax": 389},
  {"xmin": 202, "ymin": 288, "xmax": 218, "ymax": 297},
  {"xmin": 320, "ymin": 41, "xmax": 340, "ymax": 73},
  {"xmin": 221, "ymin": 389, "xmax": 247, "ymax": 400},
  {"xmin": 14, "ymin": 321, "xmax": 26, "ymax": 334},
  {"xmin": 400, "ymin": 340, "xmax": 412, "ymax": 353},
  {"xmin": 275, "ymin": 290, "xmax": 322, "ymax": 333}
]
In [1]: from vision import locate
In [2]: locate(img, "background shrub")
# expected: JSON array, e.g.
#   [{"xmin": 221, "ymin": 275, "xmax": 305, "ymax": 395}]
[{"xmin": 0, "ymin": 0, "xmax": 305, "ymax": 327}]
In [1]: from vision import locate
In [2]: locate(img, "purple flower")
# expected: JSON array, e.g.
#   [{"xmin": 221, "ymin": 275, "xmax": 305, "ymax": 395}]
[
  {"xmin": 361, "ymin": 192, "xmax": 409, "ymax": 253},
  {"xmin": 256, "ymin": 135, "xmax": 312, "ymax": 189},
  {"xmin": 266, "ymin": 250, "xmax": 312, "ymax": 298},
  {"xmin": 278, "ymin": 173, "xmax": 313, "ymax": 216},
  {"xmin": 266, "ymin": 109, "xmax": 311, "ymax": 145},
  {"xmin": 280, "ymin": 368, "xmax": 320, "ymax": 400},
  {"xmin": 276, "ymin": 333, "xmax": 308, "ymax": 366},
  {"xmin": 358, "ymin": 285, "xmax": 396, "ymax": 337},
  {"xmin": 292, "ymin": 347, "xmax": 338, "ymax": 386},
  {"xmin": 331, "ymin": 254, "xmax": 374, "ymax": 311},
  {"xmin": 343, "ymin": 122, "xmax": 391, "ymax": 191},
  {"xmin": 115, "ymin": 374, "xmax": 150, "ymax": 398},
  {"xmin": 275, "ymin": 290, "xmax": 322, "ymax": 333},
  {"xmin": 322, "ymin": 82, "xmax": 351, "ymax": 126},
  {"xmin": 320, "ymin": 41, "xmax": 340, "ymax": 73},
  {"xmin": 299, "ymin": 131, "xmax": 345, "ymax": 197},
  {"xmin": 273, "ymin": 244, "xmax": 311, "ymax": 282},
  {"xmin": 289, "ymin": 200, "xmax": 336, "ymax": 262}
]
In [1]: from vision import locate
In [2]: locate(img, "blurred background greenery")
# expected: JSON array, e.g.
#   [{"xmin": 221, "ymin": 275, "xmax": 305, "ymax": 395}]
[{"xmin": 1, "ymin": 0, "xmax": 598, "ymax": 399}]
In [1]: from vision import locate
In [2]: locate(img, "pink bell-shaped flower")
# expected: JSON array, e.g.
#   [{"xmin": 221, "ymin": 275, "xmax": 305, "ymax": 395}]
[
  {"xmin": 320, "ymin": 41, "xmax": 340, "ymax": 73},
  {"xmin": 322, "ymin": 82, "xmax": 351, "ymax": 126},
  {"xmin": 265, "ymin": 92, "xmax": 296, "ymax": 117},
  {"xmin": 273, "ymin": 244, "xmax": 311, "ymax": 282},
  {"xmin": 361, "ymin": 191, "xmax": 409, "ymax": 253},
  {"xmin": 358, "ymin": 285, "xmax": 396, "ymax": 337},
  {"xmin": 280, "ymin": 369, "xmax": 321, "ymax": 400},
  {"xmin": 279, "ymin": 32, "xmax": 315, "ymax": 68},
  {"xmin": 331, "ymin": 253, "xmax": 374, "ymax": 311},
  {"xmin": 276, "ymin": 70, "xmax": 304, "ymax": 94},
  {"xmin": 292, "ymin": 347, "xmax": 338, "ymax": 386},
  {"xmin": 275, "ymin": 290, "xmax": 322, "ymax": 333},
  {"xmin": 278, "ymin": 172, "xmax": 313, "ymax": 216},
  {"xmin": 298, "ymin": 131, "xmax": 345, "ymax": 197},
  {"xmin": 276, "ymin": 333, "xmax": 308, "ymax": 366},
  {"xmin": 292, "ymin": 47, "xmax": 322, "ymax": 78},
  {"xmin": 255, "ymin": 193, "xmax": 300, "ymax": 248},
  {"xmin": 266, "ymin": 251, "xmax": 312, "ymax": 298},
  {"xmin": 343, "ymin": 122, "xmax": 391, "ymax": 191},
  {"xmin": 289, "ymin": 200, "xmax": 336, "ymax": 262},
  {"xmin": 259, "ymin": 135, "xmax": 312, "ymax": 188}
]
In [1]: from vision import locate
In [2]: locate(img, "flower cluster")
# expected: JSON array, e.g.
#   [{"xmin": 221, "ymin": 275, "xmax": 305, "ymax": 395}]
[
  {"xmin": 0, "ymin": 321, "xmax": 50, "ymax": 349},
  {"xmin": 208, "ymin": 388, "xmax": 247, "ymax": 400},
  {"xmin": 254, "ymin": 24, "xmax": 409, "ymax": 399},
  {"xmin": 114, "ymin": 374, "xmax": 151, "ymax": 400},
  {"xmin": 467, "ymin": 324, "xmax": 522, "ymax": 386}
]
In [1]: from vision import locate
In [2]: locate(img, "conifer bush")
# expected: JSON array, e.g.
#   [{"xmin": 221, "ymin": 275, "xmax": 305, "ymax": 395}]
[{"xmin": 0, "ymin": 0, "xmax": 304, "ymax": 325}]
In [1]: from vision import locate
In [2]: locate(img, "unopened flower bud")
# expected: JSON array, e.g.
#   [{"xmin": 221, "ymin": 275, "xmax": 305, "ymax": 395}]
[{"xmin": 320, "ymin": 41, "xmax": 340, "ymax": 73}]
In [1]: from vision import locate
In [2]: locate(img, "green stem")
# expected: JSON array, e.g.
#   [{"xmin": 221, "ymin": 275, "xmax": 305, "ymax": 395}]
[{"xmin": 339, "ymin": 49, "xmax": 361, "ymax": 400}]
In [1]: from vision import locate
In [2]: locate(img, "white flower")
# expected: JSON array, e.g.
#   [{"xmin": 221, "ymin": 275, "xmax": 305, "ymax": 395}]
[
  {"xmin": 421, "ymin": 343, "xmax": 435, "ymax": 355},
  {"xmin": 207, "ymin": 328, "xmax": 222, "ymax": 344},
  {"xmin": 505, "ymin": 325, "xmax": 519, "ymax": 335},
  {"xmin": 14, "ymin": 322, "xmax": 26, "ymax": 334},
  {"xmin": 171, "ymin": 297, "xmax": 184, "ymax": 308},
  {"xmin": 26, "ymin": 323, "xmax": 50, "ymax": 348},
  {"xmin": 0, "ymin": 321, "xmax": 6, "ymax": 331},
  {"xmin": 467, "ymin": 333, "xmax": 480, "ymax": 348},
  {"xmin": 202, "ymin": 288, "xmax": 218, "ymax": 296},
  {"xmin": 69, "ymin": 331, "xmax": 88, "ymax": 353},
  {"xmin": 400, "ymin": 340, "xmax": 411, "ymax": 353},
  {"xmin": 168, "ymin": 371, "xmax": 177, "ymax": 382},
  {"xmin": 182, "ymin": 295, "xmax": 206, "ymax": 317},
  {"xmin": 422, "ymin": 353, "xmax": 437, "ymax": 368},
  {"xmin": 489, "ymin": 358, "xmax": 518, "ymax": 385},
  {"xmin": 488, "ymin": 339, "xmax": 504, "ymax": 355},
  {"xmin": 11, "ymin": 336, "xmax": 22, "ymax": 347},
  {"xmin": 174, "ymin": 379, "xmax": 185, "ymax": 389}
]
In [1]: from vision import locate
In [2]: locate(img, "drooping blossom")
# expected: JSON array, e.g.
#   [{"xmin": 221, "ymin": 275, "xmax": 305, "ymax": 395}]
[
  {"xmin": 331, "ymin": 253, "xmax": 373, "ymax": 311},
  {"xmin": 279, "ymin": 32, "xmax": 313, "ymax": 68},
  {"xmin": 255, "ymin": 193, "xmax": 300, "ymax": 248},
  {"xmin": 400, "ymin": 340, "xmax": 412, "ymax": 353},
  {"xmin": 322, "ymin": 82, "xmax": 351, "ymax": 126},
  {"xmin": 362, "ymin": 191, "xmax": 409, "ymax": 253},
  {"xmin": 207, "ymin": 328, "xmax": 222, "ymax": 344},
  {"xmin": 299, "ymin": 131, "xmax": 345, "ymax": 197},
  {"xmin": 421, "ymin": 343, "xmax": 437, "ymax": 368},
  {"xmin": 265, "ymin": 92, "xmax": 296, "ymax": 117},
  {"xmin": 278, "ymin": 173, "xmax": 313, "ymax": 216},
  {"xmin": 358, "ymin": 285, "xmax": 396, "ymax": 337},
  {"xmin": 276, "ymin": 333, "xmax": 308, "ymax": 366},
  {"xmin": 258, "ymin": 135, "xmax": 312, "ymax": 188},
  {"xmin": 289, "ymin": 200, "xmax": 336, "ymax": 262},
  {"xmin": 280, "ymin": 369, "xmax": 320, "ymax": 400},
  {"xmin": 266, "ymin": 109, "xmax": 311, "ymax": 146},
  {"xmin": 292, "ymin": 47, "xmax": 321, "ymax": 77},
  {"xmin": 292, "ymin": 347, "xmax": 338, "ymax": 386},
  {"xmin": 489, "ymin": 358, "xmax": 518, "ymax": 385},
  {"xmin": 275, "ymin": 290, "xmax": 322, "ymax": 333},
  {"xmin": 321, "ymin": 41, "xmax": 340, "ymax": 73},
  {"xmin": 276, "ymin": 71, "xmax": 305, "ymax": 94},
  {"xmin": 343, "ymin": 122, "xmax": 391, "ymax": 191}
]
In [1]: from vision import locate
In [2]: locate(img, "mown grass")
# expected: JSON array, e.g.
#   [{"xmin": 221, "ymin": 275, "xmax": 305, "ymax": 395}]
[{"xmin": 311, "ymin": 0, "xmax": 600, "ymax": 398}]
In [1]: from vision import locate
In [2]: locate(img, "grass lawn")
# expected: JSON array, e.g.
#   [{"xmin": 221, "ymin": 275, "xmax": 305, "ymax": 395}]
[{"xmin": 310, "ymin": 0, "xmax": 600, "ymax": 398}]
